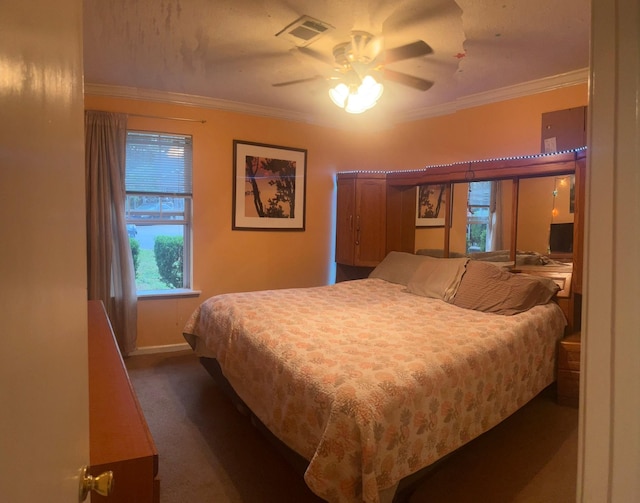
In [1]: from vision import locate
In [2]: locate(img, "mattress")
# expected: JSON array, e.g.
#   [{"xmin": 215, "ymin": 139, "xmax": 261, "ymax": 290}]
[{"xmin": 183, "ymin": 278, "xmax": 567, "ymax": 502}]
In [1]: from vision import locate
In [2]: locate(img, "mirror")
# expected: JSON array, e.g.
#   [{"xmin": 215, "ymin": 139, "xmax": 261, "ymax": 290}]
[
  {"xmin": 415, "ymin": 180, "xmax": 514, "ymax": 259},
  {"xmin": 517, "ymin": 175, "xmax": 575, "ymax": 257},
  {"xmin": 413, "ymin": 174, "xmax": 575, "ymax": 264},
  {"xmin": 450, "ymin": 180, "xmax": 514, "ymax": 258},
  {"xmin": 414, "ymin": 183, "xmax": 448, "ymax": 257}
]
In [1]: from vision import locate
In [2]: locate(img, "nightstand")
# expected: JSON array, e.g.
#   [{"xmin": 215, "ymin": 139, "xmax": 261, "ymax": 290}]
[{"xmin": 557, "ymin": 332, "xmax": 581, "ymax": 407}]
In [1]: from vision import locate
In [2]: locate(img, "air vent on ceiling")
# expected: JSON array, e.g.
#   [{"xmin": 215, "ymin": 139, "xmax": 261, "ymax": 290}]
[{"xmin": 275, "ymin": 15, "xmax": 334, "ymax": 47}]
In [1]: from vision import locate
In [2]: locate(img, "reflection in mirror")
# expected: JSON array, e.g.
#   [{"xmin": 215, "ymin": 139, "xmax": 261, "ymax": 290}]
[
  {"xmin": 449, "ymin": 180, "xmax": 513, "ymax": 258},
  {"xmin": 415, "ymin": 180, "xmax": 514, "ymax": 259},
  {"xmin": 414, "ymin": 184, "xmax": 448, "ymax": 257},
  {"xmin": 517, "ymin": 175, "xmax": 575, "ymax": 257},
  {"xmin": 414, "ymin": 226, "xmax": 447, "ymax": 257}
]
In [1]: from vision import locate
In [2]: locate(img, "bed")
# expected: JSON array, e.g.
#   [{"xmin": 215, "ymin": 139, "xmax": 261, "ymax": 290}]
[{"xmin": 183, "ymin": 252, "xmax": 567, "ymax": 503}]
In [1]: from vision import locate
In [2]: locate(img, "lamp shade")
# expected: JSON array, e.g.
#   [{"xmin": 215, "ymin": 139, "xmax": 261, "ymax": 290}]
[
  {"xmin": 328, "ymin": 83, "xmax": 350, "ymax": 108},
  {"xmin": 329, "ymin": 75, "xmax": 383, "ymax": 114}
]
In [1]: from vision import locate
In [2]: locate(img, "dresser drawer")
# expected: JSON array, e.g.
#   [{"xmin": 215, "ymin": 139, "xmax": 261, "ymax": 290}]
[
  {"xmin": 557, "ymin": 332, "xmax": 581, "ymax": 406},
  {"xmin": 557, "ymin": 369, "xmax": 580, "ymax": 394},
  {"xmin": 558, "ymin": 332, "xmax": 581, "ymax": 371},
  {"xmin": 557, "ymin": 369, "xmax": 580, "ymax": 406},
  {"xmin": 558, "ymin": 345, "xmax": 580, "ymax": 371}
]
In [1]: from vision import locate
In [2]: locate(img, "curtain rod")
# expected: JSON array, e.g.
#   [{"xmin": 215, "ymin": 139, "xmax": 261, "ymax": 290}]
[{"xmin": 128, "ymin": 113, "xmax": 206, "ymax": 124}]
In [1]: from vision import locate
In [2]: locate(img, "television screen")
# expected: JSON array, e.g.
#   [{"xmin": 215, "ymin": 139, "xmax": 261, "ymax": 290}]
[{"xmin": 549, "ymin": 223, "xmax": 574, "ymax": 253}]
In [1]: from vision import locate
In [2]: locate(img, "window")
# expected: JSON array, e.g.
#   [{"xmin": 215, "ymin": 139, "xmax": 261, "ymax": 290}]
[
  {"xmin": 466, "ymin": 181, "xmax": 491, "ymax": 253},
  {"xmin": 125, "ymin": 131, "xmax": 193, "ymax": 292}
]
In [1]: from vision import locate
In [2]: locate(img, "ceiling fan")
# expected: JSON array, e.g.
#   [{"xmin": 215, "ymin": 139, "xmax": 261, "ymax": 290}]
[{"xmin": 273, "ymin": 31, "xmax": 435, "ymax": 92}]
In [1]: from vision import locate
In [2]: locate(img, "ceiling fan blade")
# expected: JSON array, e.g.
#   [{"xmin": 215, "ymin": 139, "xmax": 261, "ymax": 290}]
[
  {"xmin": 383, "ymin": 40, "xmax": 433, "ymax": 64},
  {"xmin": 272, "ymin": 75, "xmax": 325, "ymax": 87},
  {"xmin": 297, "ymin": 46, "xmax": 335, "ymax": 66},
  {"xmin": 382, "ymin": 69, "xmax": 434, "ymax": 91}
]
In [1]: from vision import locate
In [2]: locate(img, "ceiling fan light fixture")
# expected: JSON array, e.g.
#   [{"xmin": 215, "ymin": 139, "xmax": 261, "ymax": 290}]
[
  {"xmin": 329, "ymin": 75, "xmax": 384, "ymax": 114},
  {"xmin": 328, "ymin": 82, "xmax": 350, "ymax": 108}
]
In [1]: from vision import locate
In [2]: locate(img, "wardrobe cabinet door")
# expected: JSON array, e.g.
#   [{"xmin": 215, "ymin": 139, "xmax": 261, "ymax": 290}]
[
  {"xmin": 354, "ymin": 178, "xmax": 387, "ymax": 266},
  {"xmin": 335, "ymin": 177, "xmax": 356, "ymax": 265},
  {"xmin": 336, "ymin": 174, "xmax": 387, "ymax": 267}
]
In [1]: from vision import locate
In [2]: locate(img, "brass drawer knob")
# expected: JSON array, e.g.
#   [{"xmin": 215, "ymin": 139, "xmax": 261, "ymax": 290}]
[{"xmin": 79, "ymin": 466, "xmax": 113, "ymax": 501}]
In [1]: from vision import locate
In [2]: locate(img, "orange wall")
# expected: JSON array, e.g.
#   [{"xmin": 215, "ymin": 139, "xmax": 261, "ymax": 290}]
[
  {"xmin": 343, "ymin": 84, "xmax": 587, "ymax": 169},
  {"xmin": 85, "ymin": 83, "xmax": 587, "ymax": 348}
]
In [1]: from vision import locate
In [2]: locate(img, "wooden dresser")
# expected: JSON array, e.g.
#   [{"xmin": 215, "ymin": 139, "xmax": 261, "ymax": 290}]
[
  {"xmin": 88, "ymin": 300, "xmax": 160, "ymax": 502},
  {"xmin": 557, "ymin": 332, "xmax": 581, "ymax": 407}
]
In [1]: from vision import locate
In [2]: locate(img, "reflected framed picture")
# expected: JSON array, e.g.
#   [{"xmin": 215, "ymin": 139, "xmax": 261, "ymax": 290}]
[
  {"xmin": 416, "ymin": 184, "xmax": 447, "ymax": 227},
  {"xmin": 232, "ymin": 140, "xmax": 307, "ymax": 230}
]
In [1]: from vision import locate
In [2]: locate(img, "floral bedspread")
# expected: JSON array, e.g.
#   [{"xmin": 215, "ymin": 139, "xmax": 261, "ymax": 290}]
[{"xmin": 183, "ymin": 278, "xmax": 566, "ymax": 502}]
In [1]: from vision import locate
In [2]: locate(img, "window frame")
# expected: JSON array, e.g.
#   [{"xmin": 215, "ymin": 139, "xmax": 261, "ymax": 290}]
[
  {"xmin": 124, "ymin": 130, "xmax": 194, "ymax": 295},
  {"xmin": 466, "ymin": 181, "xmax": 492, "ymax": 253}
]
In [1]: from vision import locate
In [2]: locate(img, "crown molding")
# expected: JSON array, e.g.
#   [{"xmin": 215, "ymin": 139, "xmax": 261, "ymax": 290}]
[
  {"xmin": 85, "ymin": 67, "xmax": 589, "ymax": 128},
  {"xmin": 83, "ymin": 83, "xmax": 316, "ymax": 124},
  {"xmin": 398, "ymin": 67, "xmax": 589, "ymax": 122}
]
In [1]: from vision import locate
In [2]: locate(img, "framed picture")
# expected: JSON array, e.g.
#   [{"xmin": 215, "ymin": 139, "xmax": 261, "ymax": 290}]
[
  {"xmin": 232, "ymin": 140, "xmax": 307, "ymax": 230},
  {"xmin": 416, "ymin": 184, "xmax": 447, "ymax": 227}
]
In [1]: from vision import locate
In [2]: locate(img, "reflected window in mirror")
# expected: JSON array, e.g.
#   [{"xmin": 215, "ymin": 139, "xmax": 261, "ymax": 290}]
[
  {"xmin": 467, "ymin": 181, "xmax": 490, "ymax": 252},
  {"xmin": 466, "ymin": 181, "xmax": 506, "ymax": 253},
  {"xmin": 448, "ymin": 180, "xmax": 512, "ymax": 258}
]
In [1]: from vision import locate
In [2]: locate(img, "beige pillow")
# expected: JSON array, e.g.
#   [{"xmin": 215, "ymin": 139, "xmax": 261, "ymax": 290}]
[
  {"xmin": 369, "ymin": 251, "xmax": 434, "ymax": 286},
  {"xmin": 406, "ymin": 257, "xmax": 470, "ymax": 302},
  {"xmin": 451, "ymin": 260, "xmax": 560, "ymax": 315}
]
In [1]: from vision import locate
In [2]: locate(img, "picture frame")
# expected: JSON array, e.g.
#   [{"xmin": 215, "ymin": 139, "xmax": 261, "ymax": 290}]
[
  {"xmin": 232, "ymin": 140, "xmax": 307, "ymax": 230},
  {"xmin": 416, "ymin": 184, "xmax": 447, "ymax": 227}
]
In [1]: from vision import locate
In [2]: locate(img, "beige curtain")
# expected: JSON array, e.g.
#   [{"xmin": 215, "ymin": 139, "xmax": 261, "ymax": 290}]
[
  {"xmin": 85, "ymin": 110, "xmax": 137, "ymax": 355},
  {"xmin": 487, "ymin": 180, "xmax": 504, "ymax": 251}
]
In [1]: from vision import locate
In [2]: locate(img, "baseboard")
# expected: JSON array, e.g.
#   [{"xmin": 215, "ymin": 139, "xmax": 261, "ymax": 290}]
[{"xmin": 130, "ymin": 342, "xmax": 192, "ymax": 356}]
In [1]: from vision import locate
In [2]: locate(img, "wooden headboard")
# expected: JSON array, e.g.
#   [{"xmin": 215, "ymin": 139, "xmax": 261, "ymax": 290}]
[
  {"xmin": 335, "ymin": 148, "xmax": 586, "ymax": 332},
  {"xmin": 384, "ymin": 148, "xmax": 586, "ymax": 332}
]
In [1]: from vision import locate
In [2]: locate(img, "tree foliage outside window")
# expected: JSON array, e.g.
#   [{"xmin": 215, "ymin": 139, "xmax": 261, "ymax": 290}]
[
  {"xmin": 467, "ymin": 223, "xmax": 488, "ymax": 252},
  {"xmin": 129, "ymin": 238, "xmax": 140, "ymax": 275},
  {"xmin": 154, "ymin": 235, "xmax": 183, "ymax": 288}
]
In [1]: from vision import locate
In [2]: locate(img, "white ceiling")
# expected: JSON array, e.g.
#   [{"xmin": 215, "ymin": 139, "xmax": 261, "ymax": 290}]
[{"xmin": 83, "ymin": 0, "xmax": 590, "ymax": 127}]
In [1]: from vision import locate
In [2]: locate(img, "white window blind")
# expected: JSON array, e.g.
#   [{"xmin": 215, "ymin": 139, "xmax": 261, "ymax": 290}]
[
  {"xmin": 467, "ymin": 181, "xmax": 491, "ymax": 207},
  {"xmin": 125, "ymin": 131, "xmax": 193, "ymax": 195}
]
